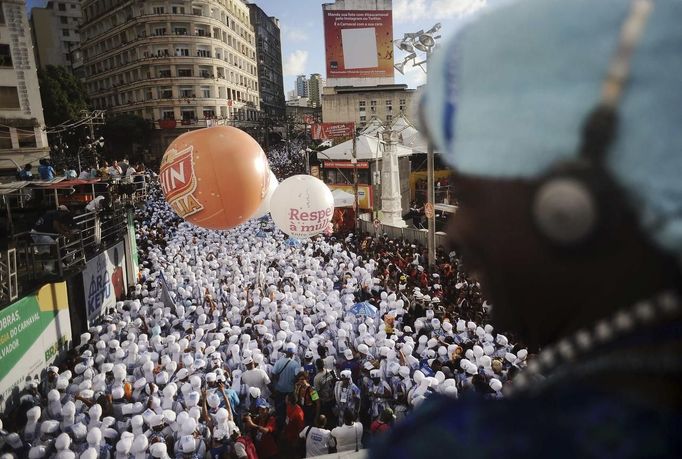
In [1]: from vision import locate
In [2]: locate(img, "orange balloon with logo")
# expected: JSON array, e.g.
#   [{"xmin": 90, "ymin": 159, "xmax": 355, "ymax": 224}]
[{"xmin": 159, "ymin": 126, "xmax": 270, "ymax": 230}]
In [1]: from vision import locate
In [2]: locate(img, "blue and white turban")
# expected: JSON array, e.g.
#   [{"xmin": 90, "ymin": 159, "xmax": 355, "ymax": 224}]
[{"xmin": 423, "ymin": 0, "xmax": 682, "ymax": 260}]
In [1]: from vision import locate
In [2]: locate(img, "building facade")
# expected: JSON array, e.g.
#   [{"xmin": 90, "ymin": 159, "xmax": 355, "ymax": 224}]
[
  {"xmin": 295, "ymin": 74, "xmax": 308, "ymax": 98},
  {"xmin": 30, "ymin": 1, "xmax": 83, "ymax": 70},
  {"xmin": 322, "ymin": 84, "xmax": 415, "ymax": 129},
  {"xmin": 80, "ymin": 0, "xmax": 260, "ymax": 156},
  {"xmin": 248, "ymin": 3, "xmax": 285, "ymax": 121},
  {"xmin": 308, "ymin": 73, "xmax": 325, "ymax": 107},
  {"xmin": 0, "ymin": 0, "xmax": 50, "ymax": 168}
]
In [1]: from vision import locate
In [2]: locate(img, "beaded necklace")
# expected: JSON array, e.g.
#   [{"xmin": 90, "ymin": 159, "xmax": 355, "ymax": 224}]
[{"xmin": 505, "ymin": 290, "xmax": 681, "ymax": 397}]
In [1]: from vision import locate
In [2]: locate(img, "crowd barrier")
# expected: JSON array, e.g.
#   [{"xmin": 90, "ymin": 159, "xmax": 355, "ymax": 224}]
[{"xmin": 358, "ymin": 219, "xmax": 449, "ymax": 249}]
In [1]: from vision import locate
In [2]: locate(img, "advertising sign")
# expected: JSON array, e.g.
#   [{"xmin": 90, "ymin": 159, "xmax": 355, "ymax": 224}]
[
  {"xmin": 83, "ymin": 241, "xmax": 127, "ymax": 323},
  {"xmin": 0, "ymin": 282, "xmax": 72, "ymax": 412},
  {"xmin": 324, "ymin": 161, "xmax": 369, "ymax": 169},
  {"xmin": 328, "ymin": 184, "xmax": 373, "ymax": 210},
  {"xmin": 324, "ymin": 9, "xmax": 394, "ymax": 79},
  {"xmin": 312, "ymin": 122, "xmax": 356, "ymax": 140}
]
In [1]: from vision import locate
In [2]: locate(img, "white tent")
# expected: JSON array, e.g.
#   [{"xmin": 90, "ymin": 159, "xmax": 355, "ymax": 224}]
[
  {"xmin": 331, "ymin": 188, "xmax": 355, "ymax": 207},
  {"xmin": 320, "ymin": 134, "xmax": 413, "ymax": 161},
  {"xmin": 391, "ymin": 114, "xmax": 429, "ymax": 153}
]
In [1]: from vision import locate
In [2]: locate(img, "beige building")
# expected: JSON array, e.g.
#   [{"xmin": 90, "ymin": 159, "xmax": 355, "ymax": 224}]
[
  {"xmin": 30, "ymin": 1, "xmax": 83, "ymax": 70},
  {"xmin": 0, "ymin": 0, "xmax": 50, "ymax": 169},
  {"xmin": 322, "ymin": 84, "xmax": 415, "ymax": 129},
  {"xmin": 80, "ymin": 0, "xmax": 260, "ymax": 155},
  {"xmin": 308, "ymin": 73, "xmax": 325, "ymax": 108}
]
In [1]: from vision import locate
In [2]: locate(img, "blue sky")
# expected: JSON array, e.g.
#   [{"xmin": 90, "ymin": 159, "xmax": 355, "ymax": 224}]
[{"xmin": 27, "ymin": 0, "xmax": 490, "ymax": 93}]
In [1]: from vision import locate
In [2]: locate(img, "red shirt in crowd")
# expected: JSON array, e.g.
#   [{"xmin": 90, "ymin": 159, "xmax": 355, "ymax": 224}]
[
  {"xmin": 253, "ymin": 414, "xmax": 278, "ymax": 459},
  {"xmin": 284, "ymin": 403, "xmax": 305, "ymax": 442}
]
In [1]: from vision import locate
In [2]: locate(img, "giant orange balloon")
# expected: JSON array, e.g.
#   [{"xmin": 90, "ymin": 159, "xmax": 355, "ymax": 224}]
[{"xmin": 159, "ymin": 126, "xmax": 270, "ymax": 230}]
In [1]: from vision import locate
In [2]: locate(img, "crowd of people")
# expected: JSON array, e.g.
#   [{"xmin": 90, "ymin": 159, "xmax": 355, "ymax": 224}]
[{"xmin": 0, "ymin": 168, "xmax": 526, "ymax": 458}]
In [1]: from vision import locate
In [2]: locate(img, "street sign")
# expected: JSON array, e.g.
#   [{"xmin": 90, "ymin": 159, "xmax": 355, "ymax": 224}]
[{"xmin": 424, "ymin": 202, "xmax": 435, "ymax": 219}]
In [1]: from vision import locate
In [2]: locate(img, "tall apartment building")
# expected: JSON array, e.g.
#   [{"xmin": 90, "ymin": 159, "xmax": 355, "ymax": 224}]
[
  {"xmin": 0, "ymin": 0, "xmax": 50, "ymax": 167},
  {"xmin": 30, "ymin": 0, "xmax": 83, "ymax": 70},
  {"xmin": 308, "ymin": 73, "xmax": 325, "ymax": 107},
  {"xmin": 295, "ymin": 74, "xmax": 308, "ymax": 98},
  {"xmin": 248, "ymin": 3, "xmax": 285, "ymax": 120},
  {"xmin": 80, "ymin": 0, "xmax": 260, "ymax": 156}
]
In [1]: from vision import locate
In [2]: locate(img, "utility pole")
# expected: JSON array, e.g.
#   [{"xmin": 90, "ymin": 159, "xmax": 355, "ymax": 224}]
[{"xmin": 352, "ymin": 125, "xmax": 359, "ymax": 233}]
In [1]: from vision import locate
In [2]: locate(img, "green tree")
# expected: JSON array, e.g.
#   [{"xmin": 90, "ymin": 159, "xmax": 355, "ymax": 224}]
[
  {"xmin": 102, "ymin": 114, "xmax": 152, "ymax": 158},
  {"xmin": 37, "ymin": 65, "xmax": 89, "ymax": 127}
]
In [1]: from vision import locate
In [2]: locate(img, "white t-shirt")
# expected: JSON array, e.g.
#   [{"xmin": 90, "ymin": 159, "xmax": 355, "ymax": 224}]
[
  {"xmin": 299, "ymin": 426, "xmax": 331, "ymax": 458},
  {"xmin": 330, "ymin": 422, "xmax": 363, "ymax": 453},
  {"xmin": 240, "ymin": 368, "xmax": 271, "ymax": 394}
]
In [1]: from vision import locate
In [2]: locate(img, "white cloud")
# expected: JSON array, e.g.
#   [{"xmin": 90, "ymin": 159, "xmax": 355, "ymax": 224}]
[
  {"xmin": 393, "ymin": 0, "xmax": 428, "ymax": 24},
  {"xmin": 283, "ymin": 50, "xmax": 309, "ymax": 76},
  {"xmin": 432, "ymin": 0, "xmax": 487, "ymax": 17},
  {"xmin": 394, "ymin": 0, "xmax": 487, "ymax": 24},
  {"xmin": 402, "ymin": 64, "xmax": 428, "ymax": 89},
  {"xmin": 281, "ymin": 23, "xmax": 309, "ymax": 43}
]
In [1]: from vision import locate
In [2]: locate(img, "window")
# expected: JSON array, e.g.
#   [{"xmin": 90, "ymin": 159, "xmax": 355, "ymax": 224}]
[
  {"xmin": 153, "ymin": 6, "xmax": 165, "ymax": 14},
  {"xmin": 179, "ymin": 87, "xmax": 193, "ymax": 97},
  {"xmin": 162, "ymin": 109, "xmax": 175, "ymax": 119},
  {"xmin": 359, "ymin": 101, "xmax": 366, "ymax": 107},
  {"xmin": 203, "ymin": 109, "xmax": 215, "ymax": 118},
  {"xmin": 181, "ymin": 109, "xmax": 196, "ymax": 120},
  {"xmin": 62, "ymin": 29, "xmax": 70, "ymax": 37},
  {"xmin": 158, "ymin": 69, "xmax": 171, "ymax": 77},
  {"xmin": 386, "ymin": 99, "xmax": 393, "ymax": 106},
  {"xmin": 201, "ymin": 87, "xmax": 211, "ymax": 98},
  {"xmin": 60, "ymin": 16, "xmax": 68, "ymax": 24},
  {"xmin": 159, "ymin": 87, "xmax": 172, "ymax": 98},
  {"xmin": 197, "ymin": 49, "xmax": 211, "ymax": 57},
  {"xmin": 154, "ymin": 27, "xmax": 167, "ymax": 36},
  {"xmin": 399, "ymin": 99, "xmax": 406, "ymax": 105},
  {"xmin": 175, "ymin": 47, "xmax": 189, "ymax": 57},
  {"xmin": 370, "ymin": 100, "xmax": 377, "ymax": 106},
  {"xmin": 386, "ymin": 115, "xmax": 393, "ymax": 122},
  {"xmin": 0, "ymin": 86, "xmax": 20, "ymax": 109},
  {"xmin": 172, "ymin": 6, "xmax": 185, "ymax": 14},
  {"xmin": 174, "ymin": 27, "xmax": 187, "ymax": 35},
  {"xmin": 359, "ymin": 115, "xmax": 366, "ymax": 122},
  {"xmin": 17, "ymin": 130, "xmax": 38, "ymax": 148},
  {"xmin": 58, "ymin": 3, "xmax": 66, "ymax": 11},
  {"xmin": 177, "ymin": 68, "xmax": 192, "ymax": 77},
  {"xmin": 0, "ymin": 45, "xmax": 12, "ymax": 67},
  {"xmin": 0, "ymin": 127, "xmax": 11, "ymax": 149}
]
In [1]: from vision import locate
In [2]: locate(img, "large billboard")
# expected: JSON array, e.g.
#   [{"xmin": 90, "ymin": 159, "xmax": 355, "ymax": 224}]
[
  {"xmin": 83, "ymin": 241, "xmax": 127, "ymax": 324},
  {"xmin": 0, "ymin": 282, "xmax": 72, "ymax": 412},
  {"xmin": 324, "ymin": 9, "xmax": 394, "ymax": 79}
]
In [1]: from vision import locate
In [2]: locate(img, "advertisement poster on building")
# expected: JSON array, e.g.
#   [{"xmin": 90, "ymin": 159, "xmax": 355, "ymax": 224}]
[
  {"xmin": 329, "ymin": 184, "xmax": 373, "ymax": 210},
  {"xmin": 83, "ymin": 242, "xmax": 128, "ymax": 324},
  {"xmin": 312, "ymin": 122, "xmax": 356, "ymax": 140},
  {"xmin": 324, "ymin": 9, "xmax": 394, "ymax": 78},
  {"xmin": 0, "ymin": 282, "xmax": 72, "ymax": 412}
]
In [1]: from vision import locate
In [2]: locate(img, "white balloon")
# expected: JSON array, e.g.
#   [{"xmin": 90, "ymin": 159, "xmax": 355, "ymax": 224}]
[
  {"xmin": 251, "ymin": 170, "xmax": 278, "ymax": 219},
  {"xmin": 270, "ymin": 175, "xmax": 334, "ymax": 239}
]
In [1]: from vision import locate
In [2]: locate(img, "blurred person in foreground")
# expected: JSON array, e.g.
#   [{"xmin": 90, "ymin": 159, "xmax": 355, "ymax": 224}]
[{"xmin": 371, "ymin": 0, "xmax": 681, "ymax": 457}]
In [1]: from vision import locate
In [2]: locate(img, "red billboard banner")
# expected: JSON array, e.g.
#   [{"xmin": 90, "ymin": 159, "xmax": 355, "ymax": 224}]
[
  {"xmin": 312, "ymin": 122, "xmax": 355, "ymax": 140},
  {"xmin": 323, "ymin": 161, "xmax": 369, "ymax": 169},
  {"xmin": 324, "ymin": 9, "xmax": 394, "ymax": 79}
]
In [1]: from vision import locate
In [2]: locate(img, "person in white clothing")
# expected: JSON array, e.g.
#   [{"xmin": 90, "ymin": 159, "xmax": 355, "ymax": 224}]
[
  {"xmin": 299, "ymin": 415, "xmax": 332, "ymax": 458},
  {"xmin": 240, "ymin": 357, "xmax": 271, "ymax": 398},
  {"xmin": 330, "ymin": 409, "xmax": 363, "ymax": 453}
]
